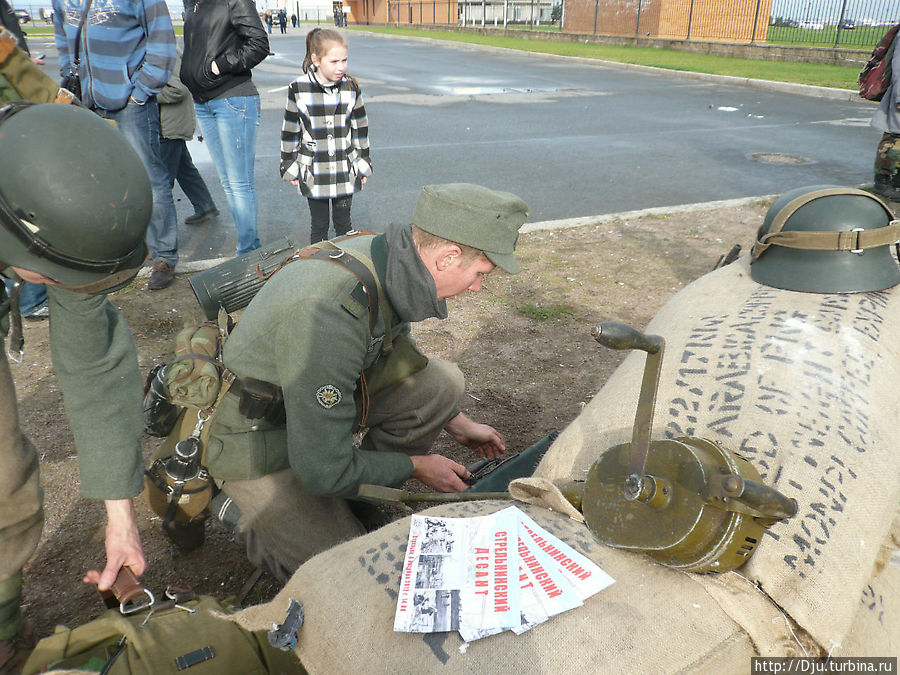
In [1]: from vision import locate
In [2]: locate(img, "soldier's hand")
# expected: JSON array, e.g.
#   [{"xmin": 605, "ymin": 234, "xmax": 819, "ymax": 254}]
[
  {"xmin": 444, "ymin": 412, "xmax": 506, "ymax": 460},
  {"xmin": 410, "ymin": 455, "xmax": 470, "ymax": 493},
  {"xmin": 83, "ymin": 499, "xmax": 146, "ymax": 591}
]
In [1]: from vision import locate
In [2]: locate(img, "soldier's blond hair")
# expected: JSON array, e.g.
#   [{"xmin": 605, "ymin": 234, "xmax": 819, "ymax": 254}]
[{"xmin": 411, "ymin": 226, "xmax": 485, "ymax": 266}]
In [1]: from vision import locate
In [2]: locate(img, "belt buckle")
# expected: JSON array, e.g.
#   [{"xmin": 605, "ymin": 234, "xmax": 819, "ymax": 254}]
[{"xmin": 850, "ymin": 227, "xmax": 864, "ymax": 255}]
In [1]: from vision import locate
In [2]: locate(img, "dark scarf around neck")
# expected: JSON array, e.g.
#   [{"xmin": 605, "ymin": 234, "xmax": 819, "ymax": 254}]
[{"xmin": 383, "ymin": 225, "xmax": 447, "ymax": 322}]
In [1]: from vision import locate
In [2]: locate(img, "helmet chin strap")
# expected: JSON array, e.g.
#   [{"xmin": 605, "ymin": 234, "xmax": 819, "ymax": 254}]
[
  {"xmin": 751, "ymin": 187, "xmax": 900, "ymax": 261},
  {"xmin": 56, "ymin": 250, "xmax": 149, "ymax": 295},
  {"xmin": 0, "ymin": 170, "xmax": 143, "ymax": 276}
]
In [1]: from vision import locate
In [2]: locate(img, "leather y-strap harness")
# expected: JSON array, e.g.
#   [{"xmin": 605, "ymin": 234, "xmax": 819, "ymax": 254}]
[{"xmin": 254, "ymin": 233, "xmax": 391, "ymax": 429}]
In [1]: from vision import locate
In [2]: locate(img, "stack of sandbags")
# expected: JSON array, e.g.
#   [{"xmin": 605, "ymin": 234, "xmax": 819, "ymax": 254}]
[
  {"xmin": 231, "ymin": 254, "xmax": 898, "ymax": 670},
  {"xmin": 537, "ymin": 254, "xmax": 899, "ymax": 657}
]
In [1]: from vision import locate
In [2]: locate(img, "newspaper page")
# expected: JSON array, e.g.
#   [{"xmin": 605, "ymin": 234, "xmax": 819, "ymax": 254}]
[
  {"xmin": 394, "ymin": 514, "xmax": 467, "ymax": 633},
  {"xmin": 512, "ymin": 530, "xmax": 584, "ymax": 634},
  {"xmin": 517, "ymin": 510, "xmax": 616, "ymax": 601},
  {"xmin": 459, "ymin": 506, "xmax": 520, "ymax": 634},
  {"xmin": 395, "ymin": 506, "xmax": 615, "ymax": 641}
]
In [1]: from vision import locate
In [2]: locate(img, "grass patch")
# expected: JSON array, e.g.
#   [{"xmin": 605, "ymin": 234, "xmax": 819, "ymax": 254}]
[
  {"xmin": 28, "ymin": 21, "xmax": 862, "ymax": 89},
  {"xmin": 353, "ymin": 26, "xmax": 861, "ymax": 89},
  {"xmin": 518, "ymin": 302, "xmax": 576, "ymax": 322}
]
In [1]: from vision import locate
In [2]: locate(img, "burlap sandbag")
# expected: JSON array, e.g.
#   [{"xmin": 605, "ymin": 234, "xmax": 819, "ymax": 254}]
[
  {"xmin": 536, "ymin": 254, "xmax": 900, "ymax": 654},
  {"xmin": 840, "ymin": 506, "xmax": 900, "ymax": 656},
  {"xmin": 231, "ymin": 502, "xmax": 760, "ymax": 674}
]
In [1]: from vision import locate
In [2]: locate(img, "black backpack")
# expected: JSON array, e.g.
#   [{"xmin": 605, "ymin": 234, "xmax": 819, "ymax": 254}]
[{"xmin": 859, "ymin": 23, "xmax": 900, "ymax": 101}]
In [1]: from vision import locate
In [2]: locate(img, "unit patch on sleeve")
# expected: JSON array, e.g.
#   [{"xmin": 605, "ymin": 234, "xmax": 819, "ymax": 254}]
[{"xmin": 316, "ymin": 384, "xmax": 342, "ymax": 408}]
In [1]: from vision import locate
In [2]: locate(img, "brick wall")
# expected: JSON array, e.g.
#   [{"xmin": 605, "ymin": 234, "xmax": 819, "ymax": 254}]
[{"xmin": 394, "ymin": 23, "xmax": 870, "ymax": 67}]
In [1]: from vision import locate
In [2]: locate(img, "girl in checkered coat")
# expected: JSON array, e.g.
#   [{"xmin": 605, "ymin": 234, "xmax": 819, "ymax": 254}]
[{"xmin": 280, "ymin": 28, "xmax": 372, "ymax": 243}]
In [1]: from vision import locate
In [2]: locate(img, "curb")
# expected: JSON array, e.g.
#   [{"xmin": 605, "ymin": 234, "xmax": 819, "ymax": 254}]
[
  {"xmin": 520, "ymin": 194, "xmax": 778, "ymax": 233},
  {"xmin": 144, "ymin": 194, "xmax": 781, "ymax": 275}
]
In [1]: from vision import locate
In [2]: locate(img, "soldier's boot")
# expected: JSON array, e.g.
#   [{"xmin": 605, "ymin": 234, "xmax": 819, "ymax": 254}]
[{"xmin": 872, "ymin": 173, "xmax": 900, "ymax": 201}]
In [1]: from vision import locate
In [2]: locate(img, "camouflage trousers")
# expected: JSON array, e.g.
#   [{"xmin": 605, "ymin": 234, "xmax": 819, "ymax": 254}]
[
  {"xmin": 874, "ymin": 133, "xmax": 900, "ymax": 176},
  {"xmin": 0, "ymin": 340, "xmax": 44, "ymax": 640}
]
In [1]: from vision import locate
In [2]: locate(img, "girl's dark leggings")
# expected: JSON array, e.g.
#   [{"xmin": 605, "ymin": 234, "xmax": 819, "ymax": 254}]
[{"xmin": 308, "ymin": 196, "xmax": 353, "ymax": 243}]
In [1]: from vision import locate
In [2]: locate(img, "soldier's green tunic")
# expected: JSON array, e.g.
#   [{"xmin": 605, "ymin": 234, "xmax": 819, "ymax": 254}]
[
  {"xmin": 206, "ymin": 227, "xmax": 466, "ymax": 580},
  {"xmin": 210, "ymin": 229, "xmax": 448, "ymax": 496}
]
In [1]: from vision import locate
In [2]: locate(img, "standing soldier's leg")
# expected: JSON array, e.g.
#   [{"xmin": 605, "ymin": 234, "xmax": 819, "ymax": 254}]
[{"xmin": 0, "ymin": 341, "xmax": 43, "ymax": 660}]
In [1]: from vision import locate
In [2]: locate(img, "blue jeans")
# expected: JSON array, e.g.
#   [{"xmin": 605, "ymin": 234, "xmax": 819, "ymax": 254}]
[
  {"xmin": 159, "ymin": 137, "xmax": 217, "ymax": 216},
  {"xmin": 93, "ymin": 98, "xmax": 179, "ymax": 267},
  {"xmin": 2, "ymin": 280, "xmax": 47, "ymax": 316},
  {"xmin": 194, "ymin": 95, "xmax": 262, "ymax": 256}
]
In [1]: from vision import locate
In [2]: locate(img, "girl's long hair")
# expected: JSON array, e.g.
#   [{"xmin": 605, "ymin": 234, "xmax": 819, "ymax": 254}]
[
  {"xmin": 302, "ymin": 27, "xmax": 344, "ymax": 73},
  {"xmin": 302, "ymin": 28, "xmax": 360, "ymax": 91}
]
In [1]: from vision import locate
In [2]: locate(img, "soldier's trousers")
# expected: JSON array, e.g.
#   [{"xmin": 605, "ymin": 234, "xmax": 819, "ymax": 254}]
[
  {"xmin": 874, "ymin": 132, "xmax": 900, "ymax": 176},
  {"xmin": 0, "ymin": 339, "xmax": 44, "ymax": 640},
  {"xmin": 220, "ymin": 358, "xmax": 465, "ymax": 582}
]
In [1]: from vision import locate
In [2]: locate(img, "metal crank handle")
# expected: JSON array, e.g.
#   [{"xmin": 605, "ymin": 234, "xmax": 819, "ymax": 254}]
[
  {"xmin": 718, "ymin": 474, "xmax": 799, "ymax": 521},
  {"xmin": 591, "ymin": 321, "xmax": 662, "ymax": 354}
]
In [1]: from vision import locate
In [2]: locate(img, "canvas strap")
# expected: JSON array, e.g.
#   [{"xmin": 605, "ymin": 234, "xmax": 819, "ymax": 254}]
[
  {"xmin": 751, "ymin": 187, "xmax": 900, "ymax": 260},
  {"xmin": 245, "ymin": 233, "xmax": 390, "ymax": 429}
]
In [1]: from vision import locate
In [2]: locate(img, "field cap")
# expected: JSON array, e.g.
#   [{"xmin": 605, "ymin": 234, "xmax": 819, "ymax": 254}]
[{"xmin": 412, "ymin": 183, "xmax": 529, "ymax": 273}]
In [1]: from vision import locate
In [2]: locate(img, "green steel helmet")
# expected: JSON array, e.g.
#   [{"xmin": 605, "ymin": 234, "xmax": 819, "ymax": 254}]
[
  {"xmin": 0, "ymin": 102, "xmax": 151, "ymax": 293},
  {"xmin": 750, "ymin": 185, "xmax": 900, "ymax": 293}
]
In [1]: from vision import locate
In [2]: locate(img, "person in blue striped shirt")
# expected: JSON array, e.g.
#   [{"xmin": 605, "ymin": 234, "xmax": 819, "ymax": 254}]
[{"xmin": 52, "ymin": 0, "xmax": 179, "ymax": 290}]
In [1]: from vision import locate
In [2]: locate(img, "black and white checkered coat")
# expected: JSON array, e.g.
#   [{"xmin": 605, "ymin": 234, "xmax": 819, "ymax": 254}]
[{"xmin": 280, "ymin": 70, "xmax": 372, "ymax": 200}]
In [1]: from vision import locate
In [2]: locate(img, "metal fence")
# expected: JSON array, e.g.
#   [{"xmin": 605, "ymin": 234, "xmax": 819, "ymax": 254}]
[
  {"xmin": 387, "ymin": 0, "xmax": 554, "ymax": 26},
  {"xmin": 386, "ymin": 0, "xmax": 900, "ymax": 48}
]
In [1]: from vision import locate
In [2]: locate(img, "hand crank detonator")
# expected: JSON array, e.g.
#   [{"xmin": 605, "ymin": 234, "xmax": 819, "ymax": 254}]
[{"xmin": 581, "ymin": 321, "xmax": 797, "ymax": 573}]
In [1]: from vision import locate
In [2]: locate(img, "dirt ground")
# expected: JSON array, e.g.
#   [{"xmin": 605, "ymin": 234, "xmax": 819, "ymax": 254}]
[{"xmin": 13, "ymin": 197, "xmax": 775, "ymax": 640}]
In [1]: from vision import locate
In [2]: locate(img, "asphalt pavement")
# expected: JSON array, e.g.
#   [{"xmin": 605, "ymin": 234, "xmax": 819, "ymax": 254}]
[{"xmin": 23, "ymin": 27, "xmax": 880, "ymax": 264}]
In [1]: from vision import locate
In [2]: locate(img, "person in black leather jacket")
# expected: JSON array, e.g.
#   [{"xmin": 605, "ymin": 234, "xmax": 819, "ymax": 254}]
[{"xmin": 181, "ymin": 0, "xmax": 268, "ymax": 257}]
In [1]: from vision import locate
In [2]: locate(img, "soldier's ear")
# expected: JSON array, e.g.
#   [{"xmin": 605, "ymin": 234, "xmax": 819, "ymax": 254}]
[{"xmin": 436, "ymin": 245, "xmax": 462, "ymax": 271}]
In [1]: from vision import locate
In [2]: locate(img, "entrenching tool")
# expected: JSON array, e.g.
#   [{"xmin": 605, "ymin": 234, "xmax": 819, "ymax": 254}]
[
  {"xmin": 357, "ymin": 322, "xmax": 797, "ymax": 574},
  {"xmin": 583, "ymin": 321, "xmax": 797, "ymax": 572}
]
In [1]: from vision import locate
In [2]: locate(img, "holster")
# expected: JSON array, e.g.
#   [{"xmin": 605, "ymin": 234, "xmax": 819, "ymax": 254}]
[{"xmin": 234, "ymin": 376, "xmax": 285, "ymax": 425}]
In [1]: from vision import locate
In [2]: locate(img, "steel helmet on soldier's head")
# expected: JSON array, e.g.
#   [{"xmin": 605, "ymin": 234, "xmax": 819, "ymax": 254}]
[
  {"xmin": 0, "ymin": 102, "xmax": 152, "ymax": 292},
  {"xmin": 750, "ymin": 185, "xmax": 900, "ymax": 293}
]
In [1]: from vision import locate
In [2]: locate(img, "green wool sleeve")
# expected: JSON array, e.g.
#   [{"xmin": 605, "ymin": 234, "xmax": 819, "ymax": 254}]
[
  {"xmin": 47, "ymin": 287, "xmax": 144, "ymax": 500},
  {"xmin": 275, "ymin": 295, "xmax": 413, "ymax": 498}
]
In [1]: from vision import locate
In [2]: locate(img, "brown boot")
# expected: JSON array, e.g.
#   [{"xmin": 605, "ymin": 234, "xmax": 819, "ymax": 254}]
[
  {"xmin": 148, "ymin": 259, "xmax": 175, "ymax": 291},
  {"xmin": 0, "ymin": 620, "xmax": 36, "ymax": 675}
]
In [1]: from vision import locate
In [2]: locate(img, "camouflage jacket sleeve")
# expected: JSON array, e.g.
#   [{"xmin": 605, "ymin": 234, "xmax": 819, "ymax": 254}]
[
  {"xmin": 0, "ymin": 29, "xmax": 59, "ymax": 103},
  {"xmin": 47, "ymin": 286, "xmax": 144, "ymax": 500}
]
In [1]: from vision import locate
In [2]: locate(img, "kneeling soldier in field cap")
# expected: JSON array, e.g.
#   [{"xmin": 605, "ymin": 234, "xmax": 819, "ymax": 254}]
[
  {"xmin": 0, "ymin": 36, "xmax": 153, "ymax": 671},
  {"xmin": 204, "ymin": 183, "xmax": 529, "ymax": 581}
]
